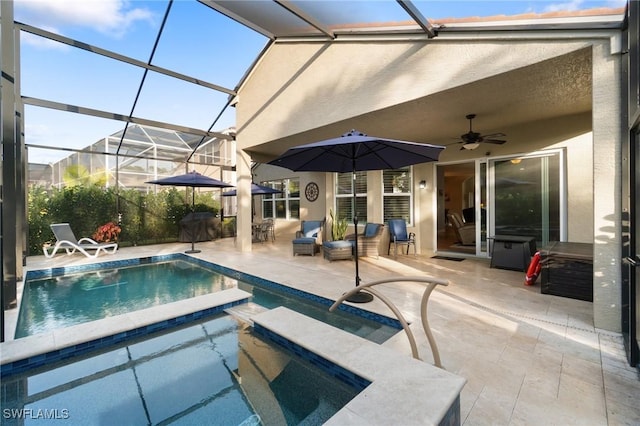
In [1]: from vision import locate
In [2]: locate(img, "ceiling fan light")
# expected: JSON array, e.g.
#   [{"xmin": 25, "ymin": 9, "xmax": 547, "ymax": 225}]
[{"xmin": 463, "ymin": 143, "xmax": 480, "ymax": 150}]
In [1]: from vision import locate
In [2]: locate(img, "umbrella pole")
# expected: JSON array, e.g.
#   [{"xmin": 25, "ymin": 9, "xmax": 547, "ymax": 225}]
[
  {"xmin": 346, "ymin": 170, "xmax": 373, "ymax": 303},
  {"xmin": 185, "ymin": 187, "xmax": 201, "ymax": 254}
]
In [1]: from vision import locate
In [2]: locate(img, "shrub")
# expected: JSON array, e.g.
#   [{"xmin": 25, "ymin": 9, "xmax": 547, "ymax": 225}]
[{"xmin": 27, "ymin": 184, "xmax": 223, "ymax": 254}]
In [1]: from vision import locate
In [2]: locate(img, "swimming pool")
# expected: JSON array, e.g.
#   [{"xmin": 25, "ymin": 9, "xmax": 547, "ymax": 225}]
[
  {"xmin": 15, "ymin": 254, "xmax": 400, "ymax": 344},
  {"xmin": 15, "ymin": 259, "xmax": 239, "ymax": 338},
  {"xmin": 1, "ymin": 314, "xmax": 364, "ymax": 425},
  {"xmin": 2, "ymin": 255, "xmax": 466, "ymax": 425}
]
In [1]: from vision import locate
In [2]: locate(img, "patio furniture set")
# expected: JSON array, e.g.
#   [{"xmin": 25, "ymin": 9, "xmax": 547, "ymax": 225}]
[
  {"xmin": 252, "ymin": 219, "xmax": 275, "ymax": 243},
  {"xmin": 292, "ymin": 219, "xmax": 415, "ymax": 260}
]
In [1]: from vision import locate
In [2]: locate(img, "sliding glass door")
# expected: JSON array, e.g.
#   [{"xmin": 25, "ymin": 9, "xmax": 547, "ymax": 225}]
[
  {"xmin": 488, "ymin": 153, "xmax": 563, "ymax": 249},
  {"xmin": 437, "ymin": 151, "xmax": 564, "ymax": 257}
]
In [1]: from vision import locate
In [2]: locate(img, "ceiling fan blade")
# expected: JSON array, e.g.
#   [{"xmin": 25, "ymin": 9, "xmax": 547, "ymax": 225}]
[
  {"xmin": 453, "ymin": 115, "xmax": 506, "ymax": 149},
  {"xmin": 481, "ymin": 132, "xmax": 506, "ymax": 139}
]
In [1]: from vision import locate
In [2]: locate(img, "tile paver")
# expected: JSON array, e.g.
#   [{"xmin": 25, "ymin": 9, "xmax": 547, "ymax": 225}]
[{"xmin": 5, "ymin": 236, "xmax": 639, "ymax": 425}]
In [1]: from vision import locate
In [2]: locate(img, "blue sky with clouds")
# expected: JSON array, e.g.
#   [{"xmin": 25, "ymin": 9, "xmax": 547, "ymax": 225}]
[{"xmin": 13, "ymin": 0, "xmax": 627, "ymax": 164}]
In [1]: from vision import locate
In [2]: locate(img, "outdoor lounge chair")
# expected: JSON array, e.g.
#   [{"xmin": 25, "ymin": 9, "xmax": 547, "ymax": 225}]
[
  {"xmin": 43, "ymin": 223, "xmax": 119, "ymax": 258},
  {"xmin": 292, "ymin": 219, "xmax": 324, "ymax": 256},
  {"xmin": 387, "ymin": 219, "xmax": 416, "ymax": 256},
  {"xmin": 345, "ymin": 223, "xmax": 385, "ymax": 259}
]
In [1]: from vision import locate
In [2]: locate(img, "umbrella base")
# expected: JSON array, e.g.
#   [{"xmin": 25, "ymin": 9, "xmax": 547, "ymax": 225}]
[
  {"xmin": 346, "ymin": 290, "xmax": 374, "ymax": 303},
  {"xmin": 185, "ymin": 249, "xmax": 201, "ymax": 254}
]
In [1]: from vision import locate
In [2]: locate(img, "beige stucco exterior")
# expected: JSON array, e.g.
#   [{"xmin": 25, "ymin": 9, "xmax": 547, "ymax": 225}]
[{"xmin": 235, "ymin": 33, "xmax": 622, "ymax": 331}]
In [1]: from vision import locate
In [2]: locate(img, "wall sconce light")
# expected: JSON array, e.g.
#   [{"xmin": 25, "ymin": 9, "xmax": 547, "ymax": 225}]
[{"xmin": 419, "ymin": 180, "xmax": 427, "ymax": 189}]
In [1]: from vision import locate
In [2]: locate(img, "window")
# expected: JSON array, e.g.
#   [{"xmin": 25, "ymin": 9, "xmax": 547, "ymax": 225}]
[
  {"xmin": 335, "ymin": 171, "xmax": 367, "ymax": 223},
  {"xmin": 383, "ymin": 167, "xmax": 412, "ymax": 224},
  {"xmin": 262, "ymin": 178, "xmax": 300, "ymax": 219}
]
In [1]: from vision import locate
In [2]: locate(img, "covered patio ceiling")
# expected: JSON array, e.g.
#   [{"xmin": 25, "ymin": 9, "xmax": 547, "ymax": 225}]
[
  {"xmin": 198, "ymin": 1, "xmax": 618, "ymax": 163},
  {"xmin": 245, "ymin": 47, "xmax": 593, "ymax": 162}
]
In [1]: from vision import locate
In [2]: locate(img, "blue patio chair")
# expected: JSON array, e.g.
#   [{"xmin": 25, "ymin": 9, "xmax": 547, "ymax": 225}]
[
  {"xmin": 387, "ymin": 219, "xmax": 416, "ymax": 256},
  {"xmin": 292, "ymin": 219, "xmax": 324, "ymax": 256}
]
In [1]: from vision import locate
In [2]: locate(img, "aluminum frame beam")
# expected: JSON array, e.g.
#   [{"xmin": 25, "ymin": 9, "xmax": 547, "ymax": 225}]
[{"xmin": 22, "ymin": 97, "xmax": 230, "ymax": 140}]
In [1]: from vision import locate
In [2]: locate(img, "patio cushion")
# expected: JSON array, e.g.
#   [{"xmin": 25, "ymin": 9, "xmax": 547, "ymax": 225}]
[
  {"xmin": 300, "ymin": 221, "xmax": 322, "ymax": 238},
  {"xmin": 323, "ymin": 240, "xmax": 354, "ymax": 249},
  {"xmin": 293, "ymin": 237, "xmax": 317, "ymax": 245},
  {"xmin": 364, "ymin": 223, "xmax": 378, "ymax": 238},
  {"xmin": 322, "ymin": 240, "xmax": 354, "ymax": 261}
]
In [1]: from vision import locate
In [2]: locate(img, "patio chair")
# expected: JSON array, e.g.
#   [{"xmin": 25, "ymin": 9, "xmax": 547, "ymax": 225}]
[
  {"xmin": 387, "ymin": 219, "xmax": 416, "ymax": 256},
  {"xmin": 253, "ymin": 219, "xmax": 275, "ymax": 243},
  {"xmin": 345, "ymin": 223, "xmax": 385, "ymax": 259},
  {"xmin": 292, "ymin": 219, "xmax": 324, "ymax": 256},
  {"xmin": 447, "ymin": 212, "xmax": 475, "ymax": 246},
  {"xmin": 43, "ymin": 223, "xmax": 119, "ymax": 259},
  {"xmin": 262, "ymin": 218, "xmax": 275, "ymax": 242}
]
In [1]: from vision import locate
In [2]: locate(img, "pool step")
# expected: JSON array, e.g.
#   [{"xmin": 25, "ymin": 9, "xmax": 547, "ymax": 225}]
[{"xmin": 225, "ymin": 302, "xmax": 269, "ymax": 325}]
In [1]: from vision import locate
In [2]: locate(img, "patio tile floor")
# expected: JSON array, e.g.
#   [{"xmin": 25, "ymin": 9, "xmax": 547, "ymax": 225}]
[{"xmin": 6, "ymin": 236, "xmax": 640, "ymax": 425}]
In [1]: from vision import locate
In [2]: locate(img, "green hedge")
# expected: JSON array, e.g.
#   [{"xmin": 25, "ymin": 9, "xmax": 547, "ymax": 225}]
[{"xmin": 28, "ymin": 185, "xmax": 222, "ymax": 256}]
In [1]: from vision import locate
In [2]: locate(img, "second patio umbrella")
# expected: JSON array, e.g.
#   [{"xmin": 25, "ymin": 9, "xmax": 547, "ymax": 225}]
[
  {"xmin": 221, "ymin": 182, "xmax": 283, "ymax": 197},
  {"xmin": 146, "ymin": 171, "xmax": 234, "ymax": 254},
  {"xmin": 222, "ymin": 182, "xmax": 283, "ymax": 221},
  {"xmin": 269, "ymin": 130, "xmax": 445, "ymax": 302}
]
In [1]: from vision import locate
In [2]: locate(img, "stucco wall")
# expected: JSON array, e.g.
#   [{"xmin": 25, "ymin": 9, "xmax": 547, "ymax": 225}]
[
  {"xmin": 592, "ymin": 42, "xmax": 622, "ymax": 331},
  {"xmin": 253, "ymin": 165, "xmax": 328, "ymax": 241},
  {"xmin": 237, "ymin": 39, "xmax": 592, "ymax": 149},
  {"xmin": 238, "ymin": 36, "xmax": 622, "ymax": 332},
  {"xmin": 561, "ymin": 133, "xmax": 595, "ymax": 243}
]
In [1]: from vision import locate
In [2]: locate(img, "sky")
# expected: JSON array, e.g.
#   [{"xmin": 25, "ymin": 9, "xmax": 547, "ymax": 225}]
[{"xmin": 12, "ymin": 0, "xmax": 627, "ymax": 164}]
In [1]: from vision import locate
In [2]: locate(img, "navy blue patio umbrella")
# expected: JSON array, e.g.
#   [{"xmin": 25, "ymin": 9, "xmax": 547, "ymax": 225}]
[
  {"xmin": 223, "ymin": 182, "xmax": 283, "ymax": 220},
  {"xmin": 146, "ymin": 171, "xmax": 233, "ymax": 254},
  {"xmin": 221, "ymin": 183, "xmax": 283, "ymax": 197},
  {"xmin": 269, "ymin": 130, "xmax": 445, "ymax": 302}
]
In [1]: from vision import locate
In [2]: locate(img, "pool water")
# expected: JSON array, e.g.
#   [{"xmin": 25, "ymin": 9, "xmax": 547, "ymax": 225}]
[
  {"xmin": 16, "ymin": 257, "xmax": 400, "ymax": 343},
  {"xmin": 16, "ymin": 260, "xmax": 239, "ymax": 338},
  {"xmin": 2, "ymin": 315, "xmax": 361, "ymax": 425}
]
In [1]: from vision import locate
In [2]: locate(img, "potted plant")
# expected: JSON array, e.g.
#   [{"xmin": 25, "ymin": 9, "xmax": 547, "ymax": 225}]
[{"xmin": 330, "ymin": 208, "xmax": 348, "ymax": 241}]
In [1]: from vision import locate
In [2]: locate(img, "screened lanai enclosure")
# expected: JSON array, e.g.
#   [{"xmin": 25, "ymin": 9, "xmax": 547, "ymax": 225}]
[
  {"xmin": 1, "ymin": 0, "xmax": 639, "ymax": 370},
  {"xmin": 25, "ymin": 122, "xmax": 239, "ymax": 255},
  {"xmin": 3, "ymin": 0, "xmax": 261, "ymax": 264},
  {"xmin": 30, "ymin": 124, "xmax": 235, "ymax": 191}
]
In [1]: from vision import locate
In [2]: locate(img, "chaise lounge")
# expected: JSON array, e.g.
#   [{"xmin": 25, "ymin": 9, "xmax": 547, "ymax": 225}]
[{"xmin": 43, "ymin": 223, "xmax": 119, "ymax": 258}]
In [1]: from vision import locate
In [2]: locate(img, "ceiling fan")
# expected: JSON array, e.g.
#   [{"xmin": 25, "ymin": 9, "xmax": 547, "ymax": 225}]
[{"xmin": 450, "ymin": 114, "xmax": 507, "ymax": 150}]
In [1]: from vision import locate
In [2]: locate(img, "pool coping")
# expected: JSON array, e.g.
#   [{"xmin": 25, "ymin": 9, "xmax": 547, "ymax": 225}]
[
  {"xmin": 253, "ymin": 307, "xmax": 466, "ymax": 426},
  {"xmin": 0, "ymin": 288, "xmax": 251, "ymax": 375},
  {"xmin": 1, "ymin": 253, "xmax": 401, "ymax": 376},
  {"xmin": 15, "ymin": 252, "xmax": 402, "ymax": 333}
]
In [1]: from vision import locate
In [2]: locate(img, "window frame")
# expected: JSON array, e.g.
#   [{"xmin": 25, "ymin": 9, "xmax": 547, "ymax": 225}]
[
  {"xmin": 334, "ymin": 171, "xmax": 368, "ymax": 224},
  {"xmin": 382, "ymin": 167, "xmax": 414, "ymax": 226},
  {"xmin": 261, "ymin": 178, "xmax": 300, "ymax": 220}
]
